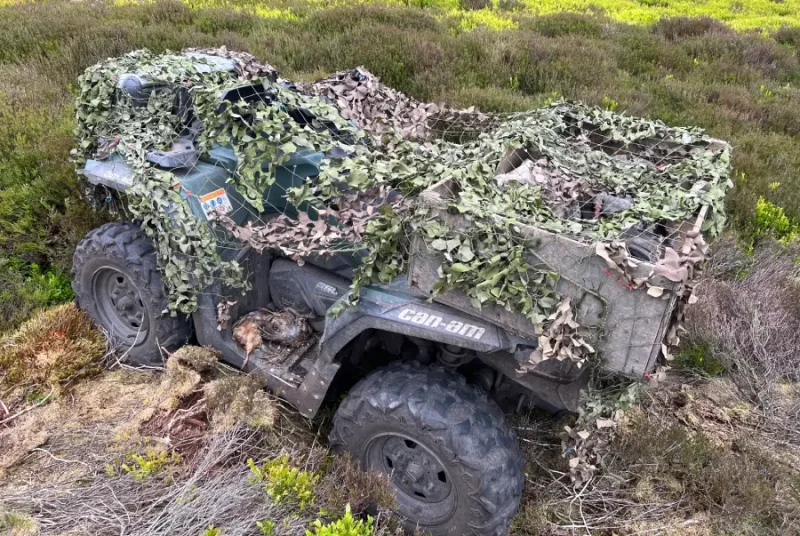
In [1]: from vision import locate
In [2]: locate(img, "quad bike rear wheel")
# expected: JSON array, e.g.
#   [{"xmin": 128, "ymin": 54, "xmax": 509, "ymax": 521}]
[
  {"xmin": 71, "ymin": 221, "xmax": 191, "ymax": 366},
  {"xmin": 330, "ymin": 361, "xmax": 524, "ymax": 536}
]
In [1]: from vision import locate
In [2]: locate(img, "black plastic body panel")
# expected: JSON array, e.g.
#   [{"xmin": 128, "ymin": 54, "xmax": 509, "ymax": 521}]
[{"xmin": 192, "ymin": 248, "xmax": 591, "ymax": 417}]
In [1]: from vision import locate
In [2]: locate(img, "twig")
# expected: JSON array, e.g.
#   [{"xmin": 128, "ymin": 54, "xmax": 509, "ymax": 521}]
[
  {"xmin": 29, "ymin": 447, "xmax": 95, "ymax": 473},
  {"xmin": 0, "ymin": 389, "xmax": 53, "ymax": 425}
]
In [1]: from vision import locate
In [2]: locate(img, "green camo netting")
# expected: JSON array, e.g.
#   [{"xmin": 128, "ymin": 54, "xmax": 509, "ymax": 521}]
[{"xmin": 73, "ymin": 49, "xmax": 732, "ymax": 338}]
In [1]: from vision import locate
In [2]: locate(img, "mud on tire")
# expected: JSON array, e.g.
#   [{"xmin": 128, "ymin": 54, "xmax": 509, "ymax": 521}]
[
  {"xmin": 71, "ymin": 221, "xmax": 191, "ymax": 366},
  {"xmin": 330, "ymin": 361, "xmax": 524, "ymax": 536}
]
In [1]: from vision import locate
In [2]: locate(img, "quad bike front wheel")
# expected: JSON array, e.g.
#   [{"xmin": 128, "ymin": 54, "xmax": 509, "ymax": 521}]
[
  {"xmin": 71, "ymin": 222, "xmax": 191, "ymax": 366},
  {"xmin": 330, "ymin": 361, "xmax": 524, "ymax": 536}
]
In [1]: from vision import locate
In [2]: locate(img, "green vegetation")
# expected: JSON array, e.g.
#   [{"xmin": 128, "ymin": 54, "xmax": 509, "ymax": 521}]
[
  {"xmin": 0, "ymin": 2, "xmax": 799, "ymax": 532},
  {"xmin": 0, "ymin": 512, "xmax": 37, "ymax": 536},
  {"xmin": 118, "ymin": 0, "xmax": 800, "ymax": 31},
  {"xmin": 0, "ymin": 258, "xmax": 73, "ymax": 332},
  {"xmin": 0, "ymin": 0, "xmax": 799, "ymax": 329},
  {"xmin": 305, "ymin": 505, "xmax": 373, "ymax": 536},
  {"xmin": 256, "ymin": 519, "xmax": 276, "ymax": 535},
  {"xmin": 750, "ymin": 195, "xmax": 800, "ymax": 243},
  {"xmin": 612, "ymin": 415, "xmax": 786, "ymax": 532},
  {"xmin": 511, "ymin": 0, "xmax": 800, "ymax": 30},
  {"xmin": 121, "ymin": 447, "xmax": 183, "ymax": 481},
  {"xmin": 675, "ymin": 343, "xmax": 725, "ymax": 376},
  {"xmin": 248, "ymin": 456, "xmax": 318, "ymax": 509}
]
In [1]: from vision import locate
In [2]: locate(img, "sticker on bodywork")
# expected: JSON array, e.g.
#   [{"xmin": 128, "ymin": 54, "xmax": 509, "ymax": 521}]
[{"xmin": 199, "ymin": 188, "xmax": 233, "ymax": 220}]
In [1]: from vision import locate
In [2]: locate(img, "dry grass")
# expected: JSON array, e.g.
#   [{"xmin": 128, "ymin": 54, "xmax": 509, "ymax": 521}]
[
  {"xmin": 512, "ymin": 379, "xmax": 800, "ymax": 535},
  {"xmin": 1, "ymin": 424, "xmax": 399, "ymax": 536},
  {"xmin": 317, "ymin": 453, "xmax": 397, "ymax": 519},
  {"xmin": 0, "ymin": 512, "xmax": 37, "ymax": 536},
  {"xmin": 0, "ymin": 347, "xmax": 399, "ymax": 536},
  {"xmin": 685, "ymin": 238, "xmax": 800, "ymax": 449}
]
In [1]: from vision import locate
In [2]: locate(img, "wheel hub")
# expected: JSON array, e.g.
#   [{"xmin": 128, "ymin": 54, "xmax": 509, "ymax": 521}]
[
  {"xmin": 377, "ymin": 435, "xmax": 452, "ymax": 504},
  {"xmin": 93, "ymin": 267, "xmax": 148, "ymax": 339}
]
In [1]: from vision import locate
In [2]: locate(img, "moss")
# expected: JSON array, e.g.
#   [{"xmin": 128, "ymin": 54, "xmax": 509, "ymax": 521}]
[
  {"xmin": 676, "ymin": 344, "xmax": 726, "ymax": 376},
  {"xmin": 160, "ymin": 345, "xmax": 220, "ymax": 408},
  {"xmin": 203, "ymin": 375, "xmax": 276, "ymax": 431},
  {"xmin": 168, "ymin": 345, "xmax": 220, "ymax": 373},
  {"xmin": 0, "ymin": 303, "xmax": 105, "ymax": 393}
]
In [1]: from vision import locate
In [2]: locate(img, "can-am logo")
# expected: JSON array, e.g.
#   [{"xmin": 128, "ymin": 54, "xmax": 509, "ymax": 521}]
[{"xmin": 396, "ymin": 308, "xmax": 486, "ymax": 340}]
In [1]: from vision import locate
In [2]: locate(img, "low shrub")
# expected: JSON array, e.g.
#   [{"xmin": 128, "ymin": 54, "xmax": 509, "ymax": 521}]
[
  {"xmin": 675, "ymin": 344, "xmax": 725, "ymax": 376},
  {"xmin": 194, "ymin": 7, "xmax": 258, "ymax": 36},
  {"xmin": 201, "ymin": 525, "xmax": 222, "ymax": 536},
  {"xmin": 0, "ymin": 259, "xmax": 73, "ymax": 332},
  {"xmin": 522, "ymin": 12, "xmax": 606, "ymax": 38},
  {"xmin": 305, "ymin": 505, "xmax": 373, "ymax": 536},
  {"xmin": 144, "ymin": 0, "xmax": 195, "ymax": 27},
  {"xmin": 774, "ymin": 25, "xmax": 800, "ymax": 48},
  {"xmin": 256, "ymin": 519, "xmax": 276, "ymax": 535},
  {"xmin": 749, "ymin": 196, "xmax": 800, "ymax": 243},
  {"xmin": 0, "ymin": 302, "xmax": 106, "ymax": 393},
  {"xmin": 120, "ymin": 446, "xmax": 182, "ymax": 481},
  {"xmin": 458, "ymin": 0, "xmax": 490, "ymax": 10},
  {"xmin": 685, "ymin": 239, "xmax": 800, "ymax": 446},
  {"xmin": 497, "ymin": 0, "xmax": 525, "ymax": 13},
  {"xmin": 248, "ymin": 455, "xmax": 318, "ymax": 509},
  {"xmin": 654, "ymin": 16, "xmax": 732, "ymax": 40}
]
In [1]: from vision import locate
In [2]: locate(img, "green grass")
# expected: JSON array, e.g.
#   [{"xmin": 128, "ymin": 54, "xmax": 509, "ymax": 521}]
[
  {"xmin": 0, "ymin": 0, "xmax": 799, "ymax": 327},
  {"xmin": 0, "ymin": 258, "xmax": 74, "ymax": 332},
  {"xmin": 675, "ymin": 343, "xmax": 725, "ymax": 376},
  {"xmin": 508, "ymin": 0, "xmax": 800, "ymax": 30},
  {"xmin": 167, "ymin": 0, "xmax": 800, "ymax": 31}
]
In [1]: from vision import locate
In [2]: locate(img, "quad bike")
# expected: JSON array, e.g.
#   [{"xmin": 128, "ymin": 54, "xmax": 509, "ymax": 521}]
[{"xmin": 72, "ymin": 52, "xmax": 726, "ymax": 536}]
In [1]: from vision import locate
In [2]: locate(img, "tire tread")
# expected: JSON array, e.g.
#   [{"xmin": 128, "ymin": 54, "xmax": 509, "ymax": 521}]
[
  {"xmin": 71, "ymin": 222, "xmax": 191, "ymax": 364},
  {"xmin": 331, "ymin": 361, "xmax": 524, "ymax": 536}
]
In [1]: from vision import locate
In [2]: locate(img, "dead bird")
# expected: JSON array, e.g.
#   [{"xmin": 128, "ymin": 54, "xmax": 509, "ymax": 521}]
[{"xmin": 232, "ymin": 308, "xmax": 312, "ymax": 366}]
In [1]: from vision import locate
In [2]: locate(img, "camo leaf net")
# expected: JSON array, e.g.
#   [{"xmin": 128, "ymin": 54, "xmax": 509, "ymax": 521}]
[{"xmin": 73, "ymin": 48, "xmax": 732, "ymax": 368}]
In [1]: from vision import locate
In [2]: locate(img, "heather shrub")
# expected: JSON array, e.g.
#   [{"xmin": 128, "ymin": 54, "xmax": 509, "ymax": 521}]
[
  {"xmin": 653, "ymin": 16, "xmax": 732, "ymax": 40},
  {"xmin": 685, "ymin": 239, "xmax": 800, "ymax": 447},
  {"xmin": 0, "ymin": 303, "xmax": 106, "ymax": 393}
]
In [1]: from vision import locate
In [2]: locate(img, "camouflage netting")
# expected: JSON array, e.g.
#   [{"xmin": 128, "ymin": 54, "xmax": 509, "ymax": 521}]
[{"xmin": 72, "ymin": 48, "xmax": 732, "ymax": 369}]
